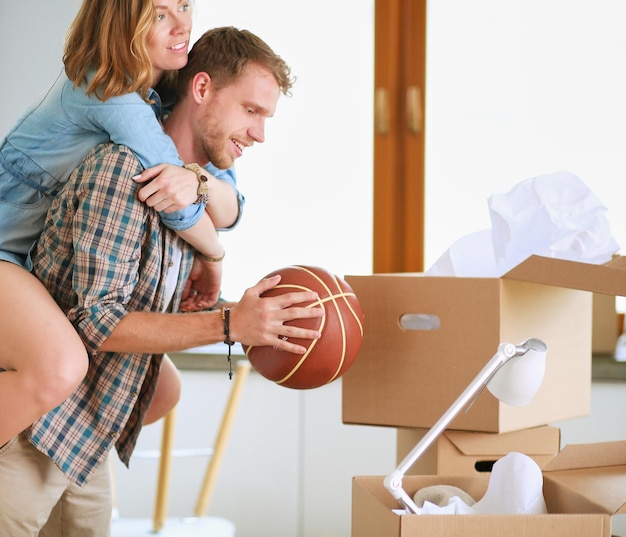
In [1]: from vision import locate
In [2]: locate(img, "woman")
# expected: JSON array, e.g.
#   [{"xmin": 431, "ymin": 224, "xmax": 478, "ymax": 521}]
[{"xmin": 0, "ymin": 0, "xmax": 240, "ymax": 445}]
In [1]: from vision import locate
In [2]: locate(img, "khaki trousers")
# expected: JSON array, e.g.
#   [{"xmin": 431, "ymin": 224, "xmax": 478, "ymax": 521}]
[{"xmin": 0, "ymin": 433, "xmax": 112, "ymax": 537}]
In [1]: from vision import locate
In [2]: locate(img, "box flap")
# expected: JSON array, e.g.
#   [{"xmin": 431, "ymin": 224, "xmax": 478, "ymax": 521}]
[
  {"xmin": 544, "ymin": 440, "xmax": 626, "ymax": 472},
  {"xmin": 445, "ymin": 426, "xmax": 560, "ymax": 457},
  {"xmin": 543, "ymin": 465, "xmax": 626, "ymax": 515},
  {"xmin": 503, "ymin": 255, "xmax": 626, "ymax": 297},
  {"xmin": 606, "ymin": 256, "xmax": 626, "ymax": 270},
  {"xmin": 542, "ymin": 440, "xmax": 626, "ymax": 516},
  {"xmin": 352, "ymin": 476, "xmax": 402, "ymax": 536}
]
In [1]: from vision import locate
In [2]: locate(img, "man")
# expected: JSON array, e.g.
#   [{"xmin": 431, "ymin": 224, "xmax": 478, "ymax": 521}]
[{"xmin": 0, "ymin": 27, "xmax": 322, "ymax": 536}]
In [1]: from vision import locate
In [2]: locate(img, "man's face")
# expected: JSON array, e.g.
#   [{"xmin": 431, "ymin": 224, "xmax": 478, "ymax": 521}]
[{"xmin": 196, "ymin": 64, "xmax": 281, "ymax": 170}]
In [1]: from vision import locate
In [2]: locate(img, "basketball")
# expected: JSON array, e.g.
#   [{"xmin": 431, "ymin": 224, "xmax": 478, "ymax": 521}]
[{"xmin": 242, "ymin": 265, "xmax": 364, "ymax": 389}]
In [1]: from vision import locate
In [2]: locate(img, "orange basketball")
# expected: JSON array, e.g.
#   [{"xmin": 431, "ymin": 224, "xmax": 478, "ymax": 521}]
[{"xmin": 242, "ymin": 265, "xmax": 364, "ymax": 389}]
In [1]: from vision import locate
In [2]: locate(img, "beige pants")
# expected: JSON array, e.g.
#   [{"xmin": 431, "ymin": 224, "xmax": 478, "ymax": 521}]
[{"xmin": 0, "ymin": 433, "xmax": 112, "ymax": 537}]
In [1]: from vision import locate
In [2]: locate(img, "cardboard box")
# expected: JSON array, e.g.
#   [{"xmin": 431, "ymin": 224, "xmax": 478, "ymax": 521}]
[
  {"xmin": 592, "ymin": 293, "xmax": 619, "ymax": 355},
  {"xmin": 343, "ymin": 255, "xmax": 626, "ymax": 433},
  {"xmin": 352, "ymin": 440, "xmax": 626, "ymax": 537},
  {"xmin": 397, "ymin": 425, "xmax": 560, "ymax": 475}
]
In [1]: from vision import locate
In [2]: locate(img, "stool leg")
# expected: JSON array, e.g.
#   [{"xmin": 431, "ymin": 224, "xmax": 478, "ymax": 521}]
[
  {"xmin": 153, "ymin": 406, "xmax": 177, "ymax": 531},
  {"xmin": 194, "ymin": 361, "xmax": 251, "ymax": 517}
]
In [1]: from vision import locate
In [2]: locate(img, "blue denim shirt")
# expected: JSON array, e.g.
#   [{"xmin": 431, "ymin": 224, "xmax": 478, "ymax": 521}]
[{"xmin": 0, "ymin": 70, "xmax": 244, "ymax": 266}]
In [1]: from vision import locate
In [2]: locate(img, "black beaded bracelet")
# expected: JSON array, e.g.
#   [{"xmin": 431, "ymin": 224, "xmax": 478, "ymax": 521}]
[{"xmin": 221, "ymin": 306, "xmax": 233, "ymax": 379}]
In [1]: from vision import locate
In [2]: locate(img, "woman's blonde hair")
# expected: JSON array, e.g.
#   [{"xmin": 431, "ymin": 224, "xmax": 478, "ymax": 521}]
[{"xmin": 63, "ymin": 0, "xmax": 156, "ymax": 102}]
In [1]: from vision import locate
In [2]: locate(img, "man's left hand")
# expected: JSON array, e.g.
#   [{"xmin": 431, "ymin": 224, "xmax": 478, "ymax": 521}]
[{"xmin": 180, "ymin": 256, "xmax": 222, "ymax": 311}]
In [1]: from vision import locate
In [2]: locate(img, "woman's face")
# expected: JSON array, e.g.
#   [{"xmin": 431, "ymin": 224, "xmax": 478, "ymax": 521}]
[{"xmin": 147, "ymin": 0, "xmax": 193, "ymax": 85}]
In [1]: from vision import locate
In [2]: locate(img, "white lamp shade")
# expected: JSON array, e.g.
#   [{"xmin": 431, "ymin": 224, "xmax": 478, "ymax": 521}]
[{"xmin": 486, "ymin": 347, "xmax": 547, "ymax": 407}]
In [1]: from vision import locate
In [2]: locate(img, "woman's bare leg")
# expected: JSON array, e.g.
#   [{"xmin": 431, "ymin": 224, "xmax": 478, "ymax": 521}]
[
  {"xmin": 142, "ymin": 354, "xmax": 181, "ymax": 425},
  {"xmin": 0, "ymin": 262, "xmax": 88, "ymax": 445}
]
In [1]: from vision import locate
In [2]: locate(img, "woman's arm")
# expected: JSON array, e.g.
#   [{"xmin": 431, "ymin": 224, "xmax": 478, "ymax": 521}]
[
  {"xmin": 134, "ymin": 163, "xmax": 241, "ymax": 229},
  {"xmin": 78, "ymin": 91, "xmax": 234, "ymax": 255}
]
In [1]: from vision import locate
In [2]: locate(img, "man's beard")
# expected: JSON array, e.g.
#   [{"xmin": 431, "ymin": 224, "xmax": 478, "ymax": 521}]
[{"xmin": 200, "ymin": 115, "xmax": 233, "ymax": 170}]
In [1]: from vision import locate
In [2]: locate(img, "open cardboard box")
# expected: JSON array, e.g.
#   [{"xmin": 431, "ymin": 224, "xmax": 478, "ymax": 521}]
[
  {"xmin": 352, "ymin": 440, "xmax": 626, "ymax": 537},
  {"xmin": 343, "ymin": 255, "xmax": 626, "ymax": 433},
  {"xmin": 397, "ymin": 425, "xmax": 560, "ymax": 475}
]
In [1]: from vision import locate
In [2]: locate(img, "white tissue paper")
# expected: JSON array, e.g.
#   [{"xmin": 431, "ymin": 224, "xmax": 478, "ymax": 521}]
[
  {"xmin": 471, "ymin": 452, "xmax": 547, "ymax": 515},
  {"xmin": 417, "ymin": 452, "xmax": 548, "ymax": 515},
  {"xmin": 427, "ymin": 171, "xmax": 620, "ymax": 277}
]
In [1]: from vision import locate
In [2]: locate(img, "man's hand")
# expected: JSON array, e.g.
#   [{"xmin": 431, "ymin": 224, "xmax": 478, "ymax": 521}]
[
  {"xmin": 134, "ymin": 164, "xmax": 199, "ymax": 213},
  {"xmin": 229, "ymin": 275, "xmax": 324, "ymax": 354},
  {"xmin": 180, "ymin": 256, "xmax": 222, "ymax": 311}
]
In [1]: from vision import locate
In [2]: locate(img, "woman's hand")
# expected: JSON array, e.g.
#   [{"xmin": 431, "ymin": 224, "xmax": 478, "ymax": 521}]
[{"xmin": 134, "ymin": 164, "xmax": 199, "ymax": 212}]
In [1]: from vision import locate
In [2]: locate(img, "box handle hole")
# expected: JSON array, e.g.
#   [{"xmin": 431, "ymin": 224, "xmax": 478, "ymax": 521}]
[
  {"xmin": 474, "ymin": 460, "xmax": 496, "ymax": 472},
  {"xmin": 399, "ymin": 313, "xmax": 440, "ymax": 331}
]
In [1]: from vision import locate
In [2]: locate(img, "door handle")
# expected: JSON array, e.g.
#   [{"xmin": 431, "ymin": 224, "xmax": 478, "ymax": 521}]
[
  {"xmin": 375, "ymin": 87, "xmax": 389, "ymax": 134},
  {"xmin": 406, "ymin": 86, "xmax": 422, "ymax": 135}
]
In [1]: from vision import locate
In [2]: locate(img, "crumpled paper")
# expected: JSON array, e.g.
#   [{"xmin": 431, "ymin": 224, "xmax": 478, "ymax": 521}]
[
  {"xmin": 426, "ymin": 171, "xmax": 620, "ymax": 277},
  {"xmin": 413, "ymin": 452, "xmax": 548, "ymax": 515}
]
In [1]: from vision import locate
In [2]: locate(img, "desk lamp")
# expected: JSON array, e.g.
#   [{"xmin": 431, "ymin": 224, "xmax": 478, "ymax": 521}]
[{"xmin": 384, "ymin": 338, "xmax": 548, "ymax": 514}]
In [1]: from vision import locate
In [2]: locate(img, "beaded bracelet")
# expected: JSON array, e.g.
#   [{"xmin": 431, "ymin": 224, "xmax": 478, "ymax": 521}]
[
  {"xmin": 183, "ymin": 163, "xmax": 210, "ymax": 205},
  {"xmin": 221, "ymin": 306, "xmax": 233, "ymax": 379}
]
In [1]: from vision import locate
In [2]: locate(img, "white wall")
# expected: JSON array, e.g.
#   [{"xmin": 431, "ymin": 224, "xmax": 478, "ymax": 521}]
[
  {"xmin": 190, "ymin": 2, "xmax": 375, "ymax": 299},
  {"xmin": 0, "ymin": 1, "xmax": 83, "ymax": 134}
]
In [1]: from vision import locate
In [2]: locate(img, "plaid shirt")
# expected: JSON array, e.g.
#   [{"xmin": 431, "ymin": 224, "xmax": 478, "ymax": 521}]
[{"xmin": 28, "ymin": 143, "xmax": 193, "ymax": 486}]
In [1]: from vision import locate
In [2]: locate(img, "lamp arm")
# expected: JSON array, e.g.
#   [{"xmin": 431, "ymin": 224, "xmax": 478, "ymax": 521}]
[{"xmin": 383, "ymin": 342, "xmax": 518, "ymax": 514}]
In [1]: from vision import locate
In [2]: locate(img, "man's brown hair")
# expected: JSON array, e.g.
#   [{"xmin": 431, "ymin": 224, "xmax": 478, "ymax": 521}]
[{"xmin": 177, "ymin": 26, "xmax": 294, "ymax": 100}]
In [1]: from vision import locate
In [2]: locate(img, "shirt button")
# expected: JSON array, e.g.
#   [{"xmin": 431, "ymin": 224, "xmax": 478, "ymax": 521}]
[
  {"xmin": 110, "ymin": 431, "xmax": 118, "ymax": 439},
  {"xmin": 168, "ymin": 261, "xmax": 174, "ymax": 268},
  {"xmin": 131, "ymin": 391, "xmax": 138, "ymax": 398}
]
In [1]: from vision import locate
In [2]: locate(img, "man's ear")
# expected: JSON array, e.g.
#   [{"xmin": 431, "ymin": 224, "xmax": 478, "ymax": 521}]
[{"xmin": 191, "ymin": 72, "xmax": 212, "ymax": 103}]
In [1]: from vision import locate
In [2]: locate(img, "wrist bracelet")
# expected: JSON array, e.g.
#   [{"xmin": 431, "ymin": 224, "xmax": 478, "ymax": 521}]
[
  {"xmin": 196, "ymin": 250, "xmax": 225, "ymax": 262},
  {"xmin": 221, "ymin": 306, "xmax": 233, "ymax": 379},
  {"xmin": 184, "ymin": 163, "xmax": 210, "ymax": 205}
]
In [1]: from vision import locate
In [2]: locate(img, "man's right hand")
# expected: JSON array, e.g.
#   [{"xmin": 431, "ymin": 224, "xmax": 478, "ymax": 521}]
[{"xmin": 230, "ymin": 275, "xmax": 323, "ymax": 354}]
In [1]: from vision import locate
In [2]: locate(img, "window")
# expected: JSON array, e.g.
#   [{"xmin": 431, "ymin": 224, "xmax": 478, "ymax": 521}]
[{"xmin": 425, "ymin": 0, "xmax": 626, "ymax": 282}]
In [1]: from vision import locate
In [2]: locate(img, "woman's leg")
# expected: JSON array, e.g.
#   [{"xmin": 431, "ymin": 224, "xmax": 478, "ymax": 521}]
[
  {"xmin": 142, "ymin": 354, "xmax": 181, "ymax": 425},
  {"xmin": 0, "ymin": 262, "xmax": 89, "ymax": 446}
]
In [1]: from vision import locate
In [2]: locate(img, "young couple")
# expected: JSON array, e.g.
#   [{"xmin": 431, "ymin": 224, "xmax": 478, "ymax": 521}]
[{"xmin": 0, "ymin": 1, "xmax": 321, "ymax": 535}]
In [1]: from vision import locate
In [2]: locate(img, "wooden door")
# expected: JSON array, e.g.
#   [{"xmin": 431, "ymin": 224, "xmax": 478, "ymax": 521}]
[{"xmin": 373, "ymin": 0, "xmax": 427, "ymax": 273}]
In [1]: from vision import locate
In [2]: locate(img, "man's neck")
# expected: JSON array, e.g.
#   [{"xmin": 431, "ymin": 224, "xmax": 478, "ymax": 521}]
[{"xmin": 164, "ymin": 103, "xmax": 208, "ymax": 166}]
